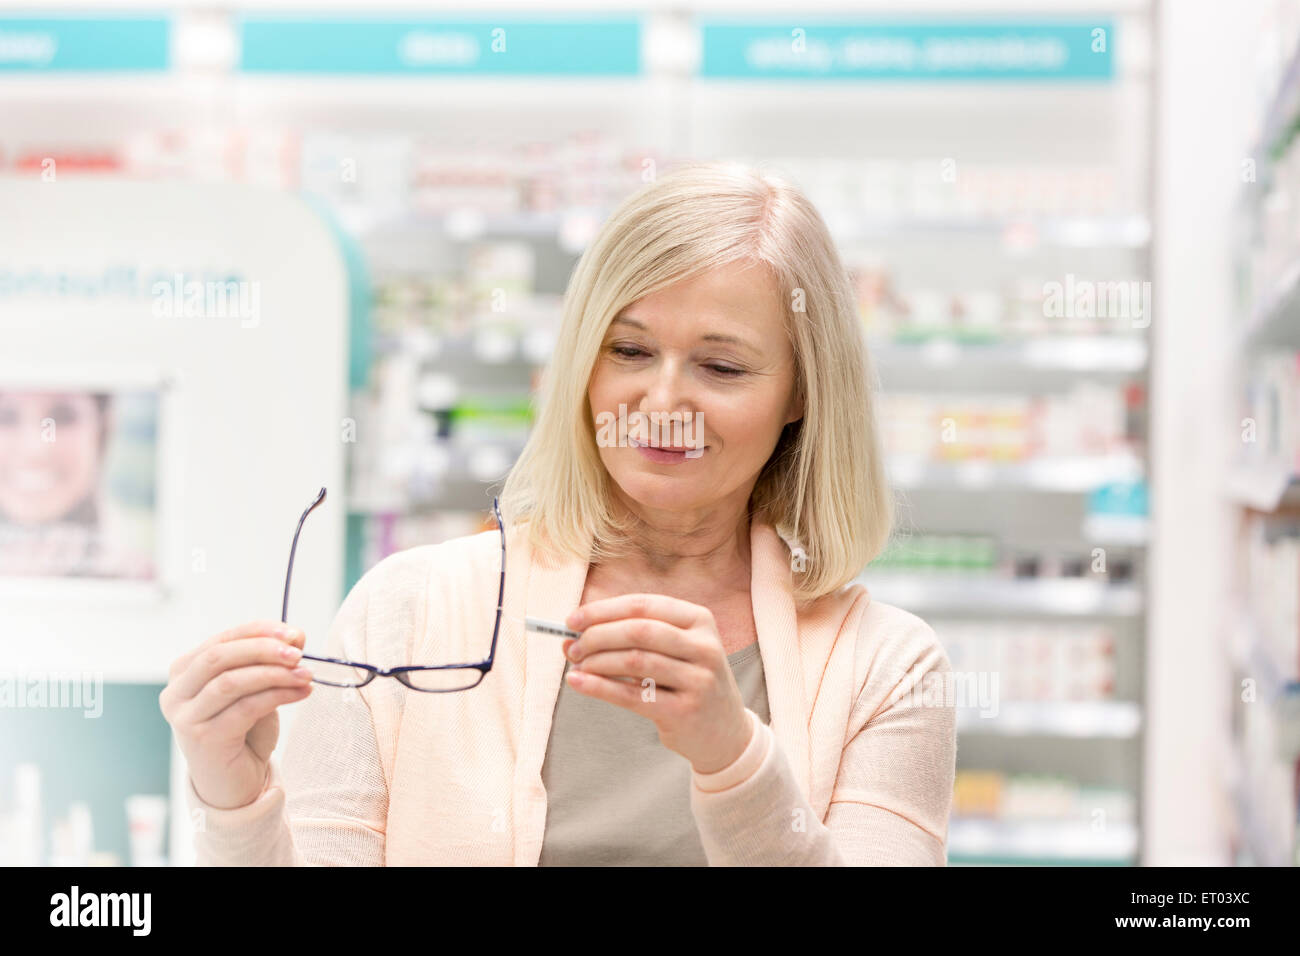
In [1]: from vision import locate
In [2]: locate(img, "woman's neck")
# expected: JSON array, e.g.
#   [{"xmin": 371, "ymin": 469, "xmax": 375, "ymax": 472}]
[{"xmin": 596, "ymin": 497, "xmax": 753, "ymax": 597}]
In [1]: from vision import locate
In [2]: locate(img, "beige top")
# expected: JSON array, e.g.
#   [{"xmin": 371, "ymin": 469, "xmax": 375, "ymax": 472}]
[
  {"xmin": 538, "ymin": 643, "xmax": 769, "ymax": 866},
  {"xmin": 184, "ymin": 517, "xmax": 956, "ymax": 865}
]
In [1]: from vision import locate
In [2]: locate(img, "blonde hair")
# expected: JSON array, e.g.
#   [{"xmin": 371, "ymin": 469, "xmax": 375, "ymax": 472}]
[{"xmin": 496, "ymin": 160, "xmax": 892, "ymax": 603}]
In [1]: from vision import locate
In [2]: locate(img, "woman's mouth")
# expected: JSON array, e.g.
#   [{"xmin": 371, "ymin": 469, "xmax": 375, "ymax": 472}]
[
  {"xmin": 629, "ymin": 436, "xmax": 706, "ymax": 464},
  {"xmin": 6, "ymin": 467, "xmax": 61, "ymax": 493}
]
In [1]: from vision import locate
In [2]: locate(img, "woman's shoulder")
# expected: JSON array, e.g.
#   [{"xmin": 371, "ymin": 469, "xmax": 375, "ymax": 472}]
[
  {"xmin": 800, "ymin": 582, "xmax": 949, "ymax": 686},
  {"xmin": 850, "ymin": 592, "xmax": 952, "ymax": 692},
  {"xmin": 856, "ymin": 595, "xmax": 938, "ymax": 646}
]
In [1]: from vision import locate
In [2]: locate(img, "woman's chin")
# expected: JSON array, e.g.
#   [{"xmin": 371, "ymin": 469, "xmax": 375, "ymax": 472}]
[{"xmin": 612, "ymin": 477, "xmax": 709, "ymax": 513}]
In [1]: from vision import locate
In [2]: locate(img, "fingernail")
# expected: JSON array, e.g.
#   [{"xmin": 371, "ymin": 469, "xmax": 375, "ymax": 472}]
[
  {"xmin": 290, "ymin": 666, "xmax": 312, "ymax": 680},
  {"xmin": 567, "ymin": 643, "xmax": 583, "ymax": 662},
  {"xmin": 280, "ymin": 645, "xmax": 302, "ymax": 663}
]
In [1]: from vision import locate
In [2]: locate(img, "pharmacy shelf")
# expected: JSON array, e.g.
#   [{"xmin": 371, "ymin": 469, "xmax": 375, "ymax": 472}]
[
  {"xmin": 353, "ymin": 208, "xmax": 1152, "ymax": 250},
  {"xmin": 1226, "ymin": 15, "xmax": 1300, "ymax": 872},
  {"xmin": 348, "ymin": 439, "xmax": 524, "ymax": 516},
  {"xmin": 888, "ymin": 454, "xmax": 1144, "ymax": 492},
  {"xmin": 948, "ymin": 818, "xmax": 1138, "ymax": 865},
  {"xmin": 1245, "ymin": 37, "xmax": 1300, "ymax": 199},
  {"xmin": 1238, "ymin": 258, "xmax": 1300, "ymax": 349},
  {"xmin": 871, "ymin": 336, "xmax": 1148, "ymax": 373},
  {"xmin": 832, "ymin": 215, "xmax": 1151, "ymax": 249},
  {"xmin": 860, "ymin": 573, "xmax": 1142, "ymax": 617},
  {"xmin": 957, "ymin": 701, "xmax": 1141, "ymax": 738},
  {"xmin": 345, "ymin": 205, "xmax": 613, "ymax": 243},
  {"xmin": 1228, "ymin": 614, "xmax": 1297, "ymax": 703},
  {"xmin": 1229, "ymin": 777, "xmax": 1294, "ymax": 868}
]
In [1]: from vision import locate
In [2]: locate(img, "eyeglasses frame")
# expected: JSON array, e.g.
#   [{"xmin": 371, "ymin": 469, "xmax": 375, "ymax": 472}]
[{"xmin": 280, "ymin": 487, "xmax": 505, "ymax": 692}]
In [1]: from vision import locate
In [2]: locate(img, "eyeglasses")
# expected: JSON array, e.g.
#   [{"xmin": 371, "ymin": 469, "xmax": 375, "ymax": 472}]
[{"xmin": 281, "ymin": 488, "xmax": 504, "ymax": 692}]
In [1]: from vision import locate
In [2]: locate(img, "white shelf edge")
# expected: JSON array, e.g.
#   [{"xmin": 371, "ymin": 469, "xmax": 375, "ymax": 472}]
[
  {"xmin": 872, "ymin": 336, "xmax": 1148, "ymax": 373},
  {"xmin": 948, "ymin": 818, "xmax": 1138, "ymax": 863},
  {"xmin": 957, "ymin": 700, "xmax": 1141, "ymax": 738},
  {"xmin": 1238, "ymin": 258, "xmax": 1300, "ymax": 350},
  {"xmin": 860, "ymin": 573, "xmax": 1142, "ymax": 616},
  {"xmin": 888, "ymin": 455, "xmax": 1144, "ymax": 493}
]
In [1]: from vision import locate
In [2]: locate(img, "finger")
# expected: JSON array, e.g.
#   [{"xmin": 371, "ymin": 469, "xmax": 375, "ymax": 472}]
[
  {"xmin": 179, "ymin": 663, "xmax": 314, "ymax": 725},
  {"xmin": 170, "ymin": 620, "xmax": 303, "ymax": 679},
  {"xmin": 170, "ymin": 637, "xmax": 306, "ymax": 702},
  {"xmin": 572, "ymin": 617, "xmax": 699, "ymax": 663},
  {"xmin": 573, "ymin": 648, "xmax": 700, "ymax": 691},
  {"xmin": 567, "ymin": 593, "xmax": 703, "ymax": 632},
  {"xmin": 204, "ymin": 684, "xmax": 313, "ymax": 740},
  {"xmin": 565, "ymin": 669, "xmax": 655, "ymax": 716}
]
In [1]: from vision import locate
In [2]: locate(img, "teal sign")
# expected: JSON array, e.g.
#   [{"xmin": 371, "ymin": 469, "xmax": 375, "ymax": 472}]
[
  {"xmin": 1088, "ymin": 480, "xmax": 1148, "ymax": 517},
  {"xmin": 701, "ymin": 20, "xmax": 1113, "ymax": 80},
  {"xmin": 0, "ymin": 17, "xmax": 169, "ymax": 71},
  {"xmin": 239, "ymin": 17, "xmax": 640, "ymax": 75}
]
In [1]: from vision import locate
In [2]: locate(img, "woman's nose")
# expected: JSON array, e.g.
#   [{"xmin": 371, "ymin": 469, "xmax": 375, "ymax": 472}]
[{"xmin": 638, "ymin": 360, "xmax": 693, "ymax": 415}]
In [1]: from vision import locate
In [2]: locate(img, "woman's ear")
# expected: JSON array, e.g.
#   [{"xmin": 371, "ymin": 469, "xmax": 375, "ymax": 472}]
[{"xmin": 784, "ymin": 384, "xmax": 804, "ymax": 426}]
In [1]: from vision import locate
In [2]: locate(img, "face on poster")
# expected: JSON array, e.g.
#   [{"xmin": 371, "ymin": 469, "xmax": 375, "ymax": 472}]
[{"xmin": 0, "ymin": 387, "xmax": 158, "ymax": 581}]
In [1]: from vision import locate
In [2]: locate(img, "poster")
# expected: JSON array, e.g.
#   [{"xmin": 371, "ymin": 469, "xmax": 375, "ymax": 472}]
[{"xmin": 0, "ymin": 384, "xmax": 158, "ymax": 581}]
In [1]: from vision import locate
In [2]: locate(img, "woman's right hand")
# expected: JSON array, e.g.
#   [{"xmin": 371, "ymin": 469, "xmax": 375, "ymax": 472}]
[{"xmin": 160, "ymin": 620, "xmax": 315, "ymax": 810}]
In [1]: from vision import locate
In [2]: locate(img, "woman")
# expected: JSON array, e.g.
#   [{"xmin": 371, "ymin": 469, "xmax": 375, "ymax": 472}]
[{"xmin": 161, "ymin": 161, "xmax": 956, "ymax": 866}]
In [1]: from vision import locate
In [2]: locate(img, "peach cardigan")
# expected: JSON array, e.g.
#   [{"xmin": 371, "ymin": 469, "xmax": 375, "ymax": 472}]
[{"xmin": 185, "ymin": 518, "xmax": 956, "ymax": 865}]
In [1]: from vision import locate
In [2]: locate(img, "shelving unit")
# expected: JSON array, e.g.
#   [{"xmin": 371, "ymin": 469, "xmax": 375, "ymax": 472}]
[
  {"xmin": 1225, "ymin": 0, "xmax": 1300, "ymax": 867},
  {"xmin": 794, "ymin": 15, "xmax": 1152, "ymax": 862}
]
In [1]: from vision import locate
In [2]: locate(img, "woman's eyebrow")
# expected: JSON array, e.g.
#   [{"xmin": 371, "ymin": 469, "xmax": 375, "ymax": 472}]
[{"xmin": 610, "ymin": 315, "xmax": 760, "ymax": 354}]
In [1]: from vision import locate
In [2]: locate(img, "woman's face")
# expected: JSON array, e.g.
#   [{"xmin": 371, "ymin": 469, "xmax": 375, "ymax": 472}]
[
  {"xmin": 0, "ymin": 392, "xmax": 105, "ymax": 524},
  {"xmin": 587, "ymin": 260, "xmax": 803, "ymax": 521}
]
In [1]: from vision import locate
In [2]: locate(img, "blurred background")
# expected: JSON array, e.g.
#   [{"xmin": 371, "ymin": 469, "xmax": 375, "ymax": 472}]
[{"xmin": 0, "ymin": 0, "xmax": 1296, "ymax": 867}]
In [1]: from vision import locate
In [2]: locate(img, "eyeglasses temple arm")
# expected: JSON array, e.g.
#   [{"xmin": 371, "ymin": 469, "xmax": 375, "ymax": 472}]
[
  {"xmin": 486, "ymin": 496, "xmax": 505, "ymax": 665},
  {"xmin": 282, "ymin": 487, "xmax": 327, "ymax": 624}
]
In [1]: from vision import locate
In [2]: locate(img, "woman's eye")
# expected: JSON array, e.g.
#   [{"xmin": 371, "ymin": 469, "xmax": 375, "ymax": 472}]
[{"xmin": 607, "ymin": 346, "xmax": 744, "ymax": 377}]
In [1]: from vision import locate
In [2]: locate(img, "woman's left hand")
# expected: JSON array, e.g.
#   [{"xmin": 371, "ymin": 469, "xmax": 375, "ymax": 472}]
[{"xmin": 562, "ymin": 593, "xmax": 754, "ymax": 774}]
